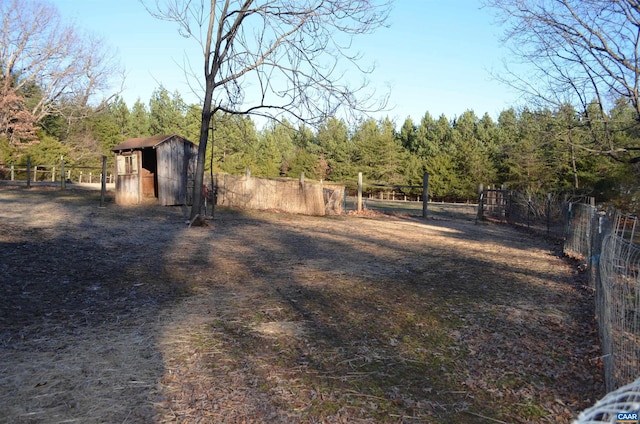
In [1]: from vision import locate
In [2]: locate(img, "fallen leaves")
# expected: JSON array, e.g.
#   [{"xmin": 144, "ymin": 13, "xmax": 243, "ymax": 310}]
[{"xmin": 0, "ymin": 187, "xmax": 605, "ymax": 423}]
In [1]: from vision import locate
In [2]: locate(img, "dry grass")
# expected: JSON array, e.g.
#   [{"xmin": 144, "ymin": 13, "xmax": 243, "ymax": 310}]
[{"xmin": 0, "ymin": 185, "xmax": 604, "ymax": 423}]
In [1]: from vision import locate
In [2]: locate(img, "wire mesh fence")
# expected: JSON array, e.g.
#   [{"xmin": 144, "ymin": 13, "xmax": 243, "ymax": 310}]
[
  {"xmin": 564, "ymin": 203, "xmax": 597, "ymax": 262},
  {"xmin": 348, "ymin": 185, "xmax": 640, "ymax": 396},
  {"xmin": 477, "ymin": 188, "xmax": 571, "ymax": 238},
  {"xmin": 596, "ymin": 212, "xmax": 640, "ymax": 393},
  {"xmin": 574, "ymin": 376, "xmax": 640, "ymax": 423},
  {"xmin": 560, "ymin": 205, "xmax": 640, "ymax": 392},
  {"xmin": 478, "ymin": 193, "xmax": 640, "ymax": 394}
]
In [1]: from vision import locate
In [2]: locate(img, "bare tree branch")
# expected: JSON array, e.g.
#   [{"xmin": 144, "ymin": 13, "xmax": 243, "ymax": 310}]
[
  {"xmin": 485, "ymin": 0, "xmax": 640, "ymax": 162},
  {"xmin": 142, "ymin": 0, "xmax": 392, "ymax": 221},
  {"xmin": 0, "ymin": 0, "xmax": 124, "ymax": 144}
]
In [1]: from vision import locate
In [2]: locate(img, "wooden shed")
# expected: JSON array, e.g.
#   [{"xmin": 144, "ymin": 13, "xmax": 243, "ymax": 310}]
[{"xmin": 111, "ymin": 134, "xmax": 198, "ymax": 206}]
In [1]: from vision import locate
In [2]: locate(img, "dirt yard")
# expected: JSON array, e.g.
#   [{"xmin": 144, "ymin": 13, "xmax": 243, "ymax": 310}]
[{"xmin": 0, "ymin": 186, "xmax": 604, "ymax": 423}]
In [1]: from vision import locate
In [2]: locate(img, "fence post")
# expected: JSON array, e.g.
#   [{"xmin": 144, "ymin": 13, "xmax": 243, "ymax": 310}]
[
  {"xmin": 300, "ymin": 172, "xmax": 305, "ymax": 187},
  {"xmin": 60, "ymin": 157, "xmax": 65, "ymax": 190},
  {"xmin": 527, "ymin": 195, "xmax": 532, "ymax": 228},
  {"xmin": 343, "ymin": 188, "xmax": 347, "ymax": 214},
  {"xmin": 100, "ymin": 156, "xmax": 107, "ymax": 208},
  {"xmin": 546, "ymin": 193, "xmax": 551, "ymax": 235},
  {"xmin": 475, "ymin": 183, "xmax": 484, "ymax": 223},
  {"xmin": 357, "ymin": 172, "xmax": 363, "ymax": 213},
  {"xmin": 52, "ymin": 166, "xmax": 55, "ymax": 182},
  {"xmin": 422, "ymin": 173, "xmax": 429, "ymax": 219},
  {"xmin": 26, "ymin": 157, "xmax": 31, "ymax": 188},
  {"xmin": 10, "ymin": 165, "xmax": 14, "ymax": 181},
  {"xmin": 33, "ymin": 165, "xmax": 37, "ymax": 182},
  {"xmin": 588, "ymin": 197, "xmax": 596, "ymax": 272}
]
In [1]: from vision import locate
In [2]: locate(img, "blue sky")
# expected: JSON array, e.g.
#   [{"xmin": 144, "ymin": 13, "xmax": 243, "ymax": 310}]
[{"xmin": 50, "ymin": 0, "xmax": 521, "ymax": 125}]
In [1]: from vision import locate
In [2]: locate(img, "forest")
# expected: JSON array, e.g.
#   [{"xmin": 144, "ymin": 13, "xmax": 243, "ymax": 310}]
[{"xmin": 2, "ymin": 84, "xmax": 639, "ymax": 207}]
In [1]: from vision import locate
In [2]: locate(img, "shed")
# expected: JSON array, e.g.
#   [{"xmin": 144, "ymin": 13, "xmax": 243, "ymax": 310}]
[{"xmin": 111, "ymin": 134, "xmax": 198, "ymax": 206}]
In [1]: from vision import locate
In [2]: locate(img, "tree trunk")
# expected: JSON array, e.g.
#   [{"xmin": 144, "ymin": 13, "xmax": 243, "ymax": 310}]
[
  {"xmin": 569, "ymin": 130, "xmax": 579, "ymax": 190},
  {"xmin": 190, "ymin": 81, "xmax": 214, "ymax": 222}
]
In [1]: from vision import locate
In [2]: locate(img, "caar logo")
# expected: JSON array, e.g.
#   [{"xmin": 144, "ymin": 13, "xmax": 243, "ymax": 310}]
[{"xmin": 617, "ymin": 412, "xmax": 639, "ymax": 423}]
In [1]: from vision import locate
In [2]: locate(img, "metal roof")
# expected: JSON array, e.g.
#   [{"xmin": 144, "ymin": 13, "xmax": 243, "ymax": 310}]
[{"xmin": 111, "ymin": 134, "xmax": 195, "ymax": 152}]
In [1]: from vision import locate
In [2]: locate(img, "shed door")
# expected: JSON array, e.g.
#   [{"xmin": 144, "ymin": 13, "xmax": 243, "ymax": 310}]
[
  {"xmin": 156, "ymin": 139, "xmax": 186, "ymax": 206},
  {"xmin": 141, "ymin": 167, "xmax": 155, "ymax": 199},
  {"xmin": 114, "ymin": 152, "xmax": 141, "ymax": 205},
  {"xmin": 140, "ymin": 148, "xmax": 157, "ymax": 199}
]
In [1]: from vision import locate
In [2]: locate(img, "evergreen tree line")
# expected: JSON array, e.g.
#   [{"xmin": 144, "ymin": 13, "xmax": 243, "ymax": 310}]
[{"xmin": 2, "ymin": 86, "xmax": 639, "ymax": 205}]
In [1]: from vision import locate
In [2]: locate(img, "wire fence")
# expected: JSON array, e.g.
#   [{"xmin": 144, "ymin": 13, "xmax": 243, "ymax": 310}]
[
  {"xmin": 476, "ymin": 188, "xmax": 577, "ymax": 238},
  {"xmin": 561, "ymin": 203, "xmax": 640, "ymax": 392},
  {"xmin": 594, "ymin": 212, "xmax": 640, "ymax": 393},
  {"xmin": 479, "ymin": 191, "xmax": 640, "ymax": 393},
  {"xmin": 575, "ymin": 376, "xmax": 640, "ymax": 423}
]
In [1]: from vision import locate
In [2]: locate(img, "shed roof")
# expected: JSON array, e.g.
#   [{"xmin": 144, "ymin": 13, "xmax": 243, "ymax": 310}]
[{"xmin": 111, "ymin": 134, "xmax": 195, "ymax": 152}]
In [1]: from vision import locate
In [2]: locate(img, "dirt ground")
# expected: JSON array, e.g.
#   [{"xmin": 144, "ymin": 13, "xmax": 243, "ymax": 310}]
[{"xmin": 0, "ymin": 186, "xmax": 604, "ymax": 423}]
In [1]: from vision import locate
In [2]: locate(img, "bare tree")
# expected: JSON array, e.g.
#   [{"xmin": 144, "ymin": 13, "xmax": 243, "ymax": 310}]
[
  {"xmin": 142, "ymin": 0, "xmax": 391, "ymax": 222},
  {"xmin": 485, "ymin": 0, "xmax": 640, "ymax": 161},
  {"xmin": 0, "ymin": 0, "xmax": 123, "ymax": 144}
]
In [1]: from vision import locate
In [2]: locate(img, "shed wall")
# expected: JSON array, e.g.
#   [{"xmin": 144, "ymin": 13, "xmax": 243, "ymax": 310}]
[
  {"xmin": 113, "ymin": 135, "xmax": 197, "ymax": 206},
  {"xmin": 156, "ymin": 137, "xmax": 198, "ymax": 206}
]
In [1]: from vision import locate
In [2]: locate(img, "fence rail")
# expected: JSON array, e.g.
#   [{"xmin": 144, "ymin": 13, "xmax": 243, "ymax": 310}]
[
  {"xmin": 478, "ymin": 189, "xmax": 640, "ymax": 394},
  {"xmin": 0, "ymin": 164, "xmax": 113, "ymax": 184}
]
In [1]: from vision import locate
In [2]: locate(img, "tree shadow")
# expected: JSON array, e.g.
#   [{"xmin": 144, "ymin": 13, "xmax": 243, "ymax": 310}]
[
  {"xmin": 0, "ymin": 189, "xmax": 604, "ymax": 423},
  {"xmin": 0, "ymin": 188, "xmax": 196, "ymax": 422},
  {"xmin": 154, "ymin": 207, "xmax": 604, "ymax": 422}
]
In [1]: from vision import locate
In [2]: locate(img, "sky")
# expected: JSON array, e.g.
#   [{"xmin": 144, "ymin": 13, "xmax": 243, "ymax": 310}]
[{"xmin": 49, "ymin": 0, "xmax": 522, "ymax": 126}]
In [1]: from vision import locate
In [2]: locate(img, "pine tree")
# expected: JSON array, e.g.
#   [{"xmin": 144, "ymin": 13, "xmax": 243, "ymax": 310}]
[
  {"xmin": 148, "ymin": 87, "xmax": 186, "ymax": 135},
  {"xmin": 398, "ymin": 117, "xmax": 418, "ymax": 153},
  {"xmin": 317, "ymin": 117, "xmax": 353, "ymax": 181},
  {"xmin": 128, "ymin": 99, "xmax": 151, "ymax": 138},
  {"xmin": 211, "ymin": 113, "xmax": 258, "ymax": 174},
  {"xmin": 352, "ymin": 117, "xmax": 406, "ymax": 184}
]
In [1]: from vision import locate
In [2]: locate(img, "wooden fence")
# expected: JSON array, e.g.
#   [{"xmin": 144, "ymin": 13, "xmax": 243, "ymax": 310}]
[
  {"xmin": 1, "ymin": 163, "xmax": 113, "ymax": 185},
  {"xmin": 211, "ymin": 170, "xmax": 344, "ymax": 216},
  {"xmin": 349, "ymin": 172, "xmax": 430, "ymax": 218}
]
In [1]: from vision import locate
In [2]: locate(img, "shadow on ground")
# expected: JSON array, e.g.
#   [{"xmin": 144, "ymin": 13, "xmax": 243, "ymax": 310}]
[{"xmin": 0, "ymin": 187, "xmax": 604, "ymax": 423}]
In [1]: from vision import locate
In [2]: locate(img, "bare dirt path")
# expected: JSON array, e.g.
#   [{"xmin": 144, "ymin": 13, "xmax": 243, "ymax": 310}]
[{"xmin": 0, "ymin": 187, "xmax": 603, "ymax": 423}]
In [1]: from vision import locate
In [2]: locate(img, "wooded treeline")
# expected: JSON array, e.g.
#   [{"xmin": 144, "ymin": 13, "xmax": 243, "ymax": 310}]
[
  {"xmin": 3, "ymin": 85, "xmax": 639, "ymax": 208},
  {"xmin": 3, "ymin": 0, "xmax": 640, "ymax": 211}
]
